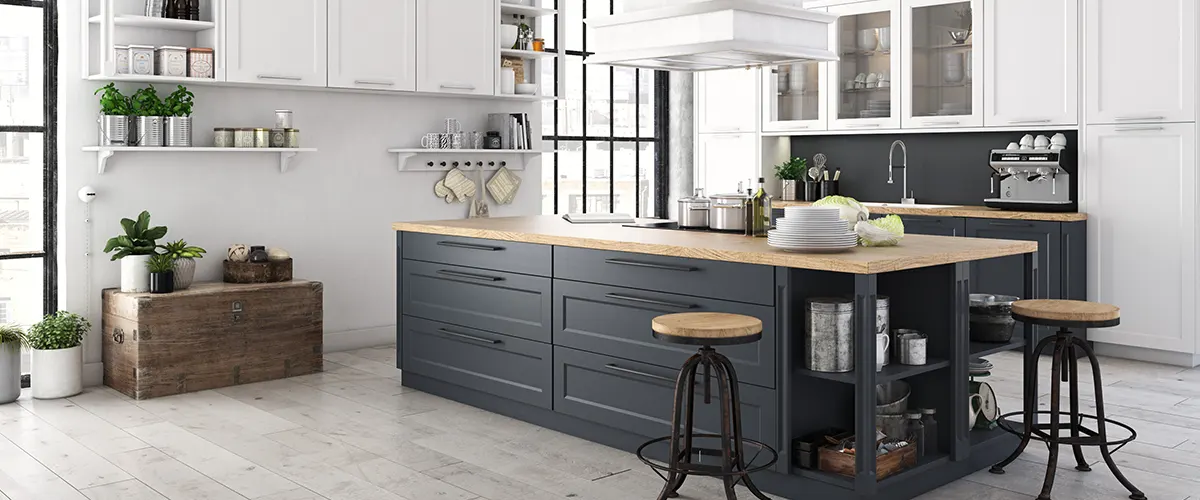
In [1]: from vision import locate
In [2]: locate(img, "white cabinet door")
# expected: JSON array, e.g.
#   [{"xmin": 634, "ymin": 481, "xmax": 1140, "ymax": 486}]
[
  {"xmin": 416, "ymin": 0, "xmax": 495, "ymax": 96},
  {"xmin": 329, "ymin": 0, "xmax": 417, "ymax": 91},
  {"xmin": 695, "ymin": 134, "xmax": 758, "ymax": 195},
  {"xmin": 900, "ymin": 0, "xmax": 983, "ymax": 129},
  {"xmin": 827, "ymin": 0, "xmax": 902, "ymax": 131},
  {"xmin": 983, "ymin": 0, "xmax": 1078, "ymax": 127},
  {"xmin": 1086, "ymin": 123, "xmax": 1196, "ymax": 353},
  {"xmin": 763, "ymin": 62, "xmax": 827, "ymax": 133},
  {"xmin": 226, "ymin": 0, "xmax": 328, "ymax": 87},
  {"xmin": 696, "ymin": 68, "xmax": 759, "ymax": 133},
  {"xmin": 1086, "ymin": 0, "xmax": 1195, "ymax": 124}
]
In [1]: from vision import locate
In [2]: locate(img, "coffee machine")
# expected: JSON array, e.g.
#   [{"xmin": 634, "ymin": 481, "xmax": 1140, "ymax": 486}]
[{"xmin": 984, "ymin": 148, "xmax": 1077, "ymax": 212}]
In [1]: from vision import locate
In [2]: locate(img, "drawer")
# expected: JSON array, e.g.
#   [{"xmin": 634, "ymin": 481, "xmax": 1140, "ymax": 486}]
[
  {"xmin": 553, "ymin": 247, "xmax": 774, "ymax": 306},
  {"xmin": 554, "ymin": 346, "xmax": 777, "ymax": 450},
  {"xmin": 401, "ymin": 232, "xmax": 552, "ymax": 277},
  {"xmin": 554, "ymin": 280, "xmax": 776, "ymax": 388},
  {"xmin": 402, "ymin": 259, "xmax": 552, "ymax": 343},
  {"xmin": 402, "ymin": 316, "xmax": 551, "ymax": 409}
]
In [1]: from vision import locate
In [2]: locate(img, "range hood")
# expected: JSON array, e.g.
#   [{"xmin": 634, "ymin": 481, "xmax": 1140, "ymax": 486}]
[{"xmin": 583, "ymin": 0, "xmax": 839, "ymax": 72}]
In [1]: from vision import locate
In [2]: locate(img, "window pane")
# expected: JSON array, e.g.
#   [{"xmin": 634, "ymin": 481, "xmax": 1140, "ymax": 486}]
[
  {"xmin": 612, "ymin": 141, "xmax": 639, "ymax": 216},
  {"xmin": 0, "ymin": 257, "xmax": 42, "ymax": 329},
  {"xmin": 639, "ymin": 142, "xmax": 657, "ymax": 217},
  {"xmin": 0, "ymin": 132, "xmax": 44, "ymax": 254},
  {"xmin": 557, "ymin": 140, "xmax": 583, "ymax": 213},
  {"xmin": 560, "ymin": 56, "xmax": 584, "ymax": 136},
  {"xmin": 586, "ymin": 141, "xmax": 611, "ymax": 213},
  {"xmin": 566, "ymin": 0, "xmax": 584, "ymax": 51},
  {"xmin": 639, "ymin": 69, "xmax": 657, "ymax": 138},
  {"xmin": 0, "ymin": 6, "xmax": 43, "ymax": 127},
  {"xmin": 585, "ymin": 66, "xmax": 611, "ymax": 136},
  {"xmin": 613, "ymin": 67, "xmax": 637, "ymax": 137}
]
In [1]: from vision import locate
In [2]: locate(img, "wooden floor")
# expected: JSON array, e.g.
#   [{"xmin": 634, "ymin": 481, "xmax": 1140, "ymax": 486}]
[{"xmin": 0, "ymin": 346, "xmax": 1198, "ymax": 500}]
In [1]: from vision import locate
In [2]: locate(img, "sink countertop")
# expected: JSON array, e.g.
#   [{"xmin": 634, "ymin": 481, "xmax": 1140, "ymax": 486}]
[
  {"xmin": 773, "ymin": 200, "xmax": 1087, "ymax": 222},
  {"xmin": 393, "ymin": 215, "xmax": 1037, "ymax": 275}
]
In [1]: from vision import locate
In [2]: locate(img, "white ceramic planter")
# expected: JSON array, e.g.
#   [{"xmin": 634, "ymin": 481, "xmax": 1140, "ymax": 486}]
[
  {"xmin": 0, "ymin": 346, "xmax": 20, "ymax": 404},
  {"xmin": 121, "ymin": 254, "xmax": 151, "ymax": 292},
  {"xmin": 173, "ymin": 257, "xmax": 196, "ymax": 290},
  {"xmin": 31, "ymin": 346, "xmax": 82, "ymax": 399}
]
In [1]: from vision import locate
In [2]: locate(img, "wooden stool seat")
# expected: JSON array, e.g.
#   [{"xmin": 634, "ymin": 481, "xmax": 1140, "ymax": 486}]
[
  {"xmin": 651, "ymin": 312, "xmax": 763, "ymax": 346},
  {"xmin": 1011, "ymin": 299, "xmax": 1121, "ymax": 328}
]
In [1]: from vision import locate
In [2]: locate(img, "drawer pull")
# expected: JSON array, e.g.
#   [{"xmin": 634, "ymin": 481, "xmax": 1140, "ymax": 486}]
[
  {"xmin": 437, "ymin": 328, "xmax": 502, "ymax": 345},
  {"xmin": 604, "ymin": 293, "xmax": 697, "ymax": 309},
  {"xmin": 435, "ymin": 269, "xmax": 505, "ymax": 282},
  {"xmin": 437, "ymin": 241, "xmax": 505, "ymax": 252},
  {"xmin": 257, "ymin": 74, "xmax": 303, "ymax": 81},
  {"xmin": 988, "ymin": 221, "xmax": 1035, "ymax": 228},
  {"xmin": 604, "ymin": 258, "xmax": 698, "ymax": 272},
  {"xmin": 605, "ymin": 364, "xmax": 676, "ymax": 384}
]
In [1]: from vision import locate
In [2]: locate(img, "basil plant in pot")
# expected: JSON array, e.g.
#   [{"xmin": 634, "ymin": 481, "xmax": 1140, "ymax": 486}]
[
  {"xmin": 774, "ymin": 157, "xmax": 807, "ymax": 202},
  {"xmin": 160, "ymin": 239, "xmax": 205, "ymax": 290},
  {"xmin": 164, "ymin": 85, "xmax": 194, "ymax": 147},
  {"xmin": 0, "ymin": 325, "xmax": 26, "ymax": 404},
  {"xmin": 95, "ymin": 83, "xmax": 133, "ymax": 146},
  {"xmin": 27, "ymin": 312, "xmax": 90, "ymax": 399},
  {"xmin": 105, "ymin": 211, "xmax": 168, "ymax": 292},
  {"xmin": 130, "ymin": 85, "xmax": 167, "ymax": 147}
]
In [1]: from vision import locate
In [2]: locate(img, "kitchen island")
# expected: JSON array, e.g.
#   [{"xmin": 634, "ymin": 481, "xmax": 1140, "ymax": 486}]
[{"xmin": 392, "ymin": 215, "xmax": 1039, "ymax": 500}]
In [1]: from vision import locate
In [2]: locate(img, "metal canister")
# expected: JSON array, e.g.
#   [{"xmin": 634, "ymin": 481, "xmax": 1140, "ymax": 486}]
[
  {"xmin": 896, "ymin": 329, "xmax": 928, "ymax": 366},
  {"xmin": 285, "ymin": 129, "xmax": 300, "ymax": 148},
  {"xmin": 877, "ymin": 296, "xmax": 891, "ymax": 365},
  {"xmin": 805, "ymin": 298, "xmax": 854, "ymax": 373},
  {"xmin": 269, "ymin": 128, "xmax": 287, "ymax": 148},
  {"xmin": 213, "ymin": 128, "xmax": 235, "ymax": 147},
  {"xmin": 234, "ymin": 128, "xmax": 255, "ymax": 148},
  {"xmin": 275, "ymin": 110, "xmax": 293, "ymax": 129},
  {"xmin": 253, "ymin": 128, "xmax": 271, "ymax": 148}
]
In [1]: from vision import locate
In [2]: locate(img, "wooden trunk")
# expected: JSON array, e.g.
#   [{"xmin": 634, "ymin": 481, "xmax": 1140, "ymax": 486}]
[{"xmin": 102, "ymin": 281, "xmax": 323, "ymax": 400}]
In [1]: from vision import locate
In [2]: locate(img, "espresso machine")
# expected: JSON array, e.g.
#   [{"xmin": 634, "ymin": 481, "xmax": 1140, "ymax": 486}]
[{"xmin": 984, "ymin": 148, "xmax": 1077, "ymax": 212}]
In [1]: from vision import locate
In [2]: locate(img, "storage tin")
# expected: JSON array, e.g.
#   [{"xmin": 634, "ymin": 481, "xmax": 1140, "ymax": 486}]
[
  {"xmin": 805, "ymin": 297, "xmax": 854, "ymax": 373},
  {"xmin": 187, "ymin": 47, "xmax": 214, "ymax": 78},
  {"xmin": 164, "ymin": 116, "xmax": 192, "ymax": 147},
  {"xmin": 285, "ymin": 129, "xmax": 300, "ymax": 148},
  {"xmin": 114, "ymin": 45, "xmax": 130, "ymax": 74},
  {"xmin": 133, "ymin": 116, "xmax": 164, "ymax": 147},
  {"xmin": 896, "ymin": 329, "xmax": 928, "ymax": 366},
  {"xmin": 129, "ymin": 45, "xmax": 155, "ymax": 75},
  {"xmin": 234, "ymin": 128, "xmax": 255, "ymax": 148},
  {"xmin": 275, "ymin": 110, "xmax": 293, "ymax": 129},
  {"xmin": 213, "ymin": 128, "xmax": 235, "ymax": 147},
  {"xmin": 253, "ymin": 128, "xmax": 271, "ymax": 148},
  {"xmin": 98, "ymin": 114, "xmax": 130, "ymax": 146},
  {"xmin": 269, "ymin": 128, "xmax": 287, "ymax": 148},
  {"xmin": 154, "ymin": 46, "xmax": 188, "ymax": 77}
]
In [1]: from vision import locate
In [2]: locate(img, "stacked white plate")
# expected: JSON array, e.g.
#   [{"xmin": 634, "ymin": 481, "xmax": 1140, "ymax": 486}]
[{"xmin": 769, "ymin": 207, "xmax": 858, "ymax": 253}]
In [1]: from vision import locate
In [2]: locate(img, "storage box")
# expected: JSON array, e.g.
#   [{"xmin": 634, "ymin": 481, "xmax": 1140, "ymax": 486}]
[
  {"xmin": 155, "ymin": 46, "xmax": 188, "ymax": 77},
  {"xmin": 818, "ymin": 441, "xmax": 916, "ymax": 480},
  {"xmin": 102, "ymin": 281, "xmax": 323, "ymax": 400}
]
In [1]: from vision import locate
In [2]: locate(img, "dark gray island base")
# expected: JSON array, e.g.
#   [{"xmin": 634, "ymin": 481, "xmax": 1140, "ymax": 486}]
[{"xmin": 394, "ymin": 216, "xmax": 1039, "ymax": 500}]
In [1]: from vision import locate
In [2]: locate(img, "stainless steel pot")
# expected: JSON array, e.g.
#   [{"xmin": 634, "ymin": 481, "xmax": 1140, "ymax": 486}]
[
  {"xmin": 709, "ymin": 193, "xmax": 748, "ymax": 231},
  {"xmin": 677, "ymin": 190, "xmax": 711, "ymax": 228}
]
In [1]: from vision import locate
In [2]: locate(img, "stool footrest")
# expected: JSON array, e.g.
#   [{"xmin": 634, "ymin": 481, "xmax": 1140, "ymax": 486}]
[
  {"xmin": 636, "ymin": 433, "xmax": 778, "ymax": 478},
  {"xmin": 995, "ymin": 411, "xmax": 1138, "ymax": 448}
]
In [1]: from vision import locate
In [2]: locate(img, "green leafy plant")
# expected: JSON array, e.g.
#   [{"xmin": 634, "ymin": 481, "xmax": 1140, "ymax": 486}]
[
  {"xmin": 774, "ymin": 157, "xmax": 808, "ymax": 181},
  {"xmin": 131, "ymin": 85, "xmax": 167, "ymax": 116},
  {"xmin": 104, "ymin": 211, "xmax": 169, "ymax": 261},
  {"xmin": 0, "ymin": 325, "xmax": 26, "ymax": 351},
  {"xmin": 164, "ymin": 85, "xmax": 195, "ymax": 117},
  {"xmin": 94, "ymin": 83, "xmax": 132, "ymax": 116},
  {"xmin": 159, "ymin": 239, "xmax": 206, "ymax": 260},
  {"xmin": 27, "ymin": 312, "xmax": 90, "ymax": 351},
  {"xmin": 147, "ymin": 254, "xmax": 175, "ymax": 273}
]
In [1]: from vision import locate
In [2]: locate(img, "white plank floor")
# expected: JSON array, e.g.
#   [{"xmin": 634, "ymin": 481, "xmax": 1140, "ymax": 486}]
[{"xmin": 0, "ymin": 346, "xmax": 1198, "ymax": 500}]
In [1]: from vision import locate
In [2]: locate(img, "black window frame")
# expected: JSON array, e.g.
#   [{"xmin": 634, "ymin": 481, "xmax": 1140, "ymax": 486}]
[
  {"xmin": 542, "ymin": 0, "xmax": 670, "ymax": 218},
  {"xmin": 0, "ymin": 0, "xmax": 58, "ymax": 317}
]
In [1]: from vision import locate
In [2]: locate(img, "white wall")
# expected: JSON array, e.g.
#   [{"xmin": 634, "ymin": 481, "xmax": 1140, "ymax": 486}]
[{"xmin": 57, "ymin": 1, "xmax": 543, "ymax": 383}]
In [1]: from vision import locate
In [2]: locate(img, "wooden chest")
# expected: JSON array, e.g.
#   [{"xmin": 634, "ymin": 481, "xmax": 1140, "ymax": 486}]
[{"xmin": 102, "ymin": 281, "xmax": 323, "ymax": 400}]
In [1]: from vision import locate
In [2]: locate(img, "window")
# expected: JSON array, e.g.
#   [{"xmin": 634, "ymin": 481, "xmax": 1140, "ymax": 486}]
[
  {"xmin": 0, "ymin": 0, "xmax": 56, "ymax": 332},
  {"xmin": 541, "ymin": 0, "xmax": 669, "ymax": 218}
]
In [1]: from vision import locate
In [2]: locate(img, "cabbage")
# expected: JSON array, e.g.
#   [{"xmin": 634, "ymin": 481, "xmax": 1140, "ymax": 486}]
[
  {"xmin": 855, "ymin": 215, "xmax": 905, "ymax": 247},
  {"xmin": 813, "ymin": 195, "xmax": 870, "ymax": 229}
]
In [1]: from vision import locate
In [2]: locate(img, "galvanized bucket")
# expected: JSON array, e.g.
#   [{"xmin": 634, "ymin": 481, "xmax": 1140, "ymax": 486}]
[
  {"xmin": 133, "ymin": 116, "xmax": 164, "ymax": 147},
  {"xmin": 165, "ymin": 116, "xmax": 192, "ymax": 147}
]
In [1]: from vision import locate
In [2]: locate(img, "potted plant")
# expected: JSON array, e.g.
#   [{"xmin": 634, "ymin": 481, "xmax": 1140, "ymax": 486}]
[
  {"xmin": 95, "ymin": 83, "xmax": 133, "ymax": 146},
  {"xmin": 164, "ymin": 85, "xmax": 194, "ymax": 147},
  {"xmin": 130, "ymin": 85, "xmax": 167, "ymax": 146},
  {"xmin": 774, "ymin": 157, "xmax": 807, "ymax": 201},
  {"xmin": 0, "ymin": 325, "xmax": 25, "ymax": 404},
  {"xmin": 160, "ymin": 239, "xmax": 206, "ymax": 290},
  {"xmin": 104, "ymin": 211, "xmax": 168, "ymax": 292},
  {"xmin": 27, "ymin": 311, "xmax": 90, "ymax": 399},
  {"xmin": 147, "ymin": 254, "xmax": 176, "ymax": 294}
]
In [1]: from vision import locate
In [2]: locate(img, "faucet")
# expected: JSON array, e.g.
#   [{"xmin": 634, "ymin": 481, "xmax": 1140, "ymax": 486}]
[{"xmin": 887, "ymin": 140, "xmax": 917, "ymax": 204}]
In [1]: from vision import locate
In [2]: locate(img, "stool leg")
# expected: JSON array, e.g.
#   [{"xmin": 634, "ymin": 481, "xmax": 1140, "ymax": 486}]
[
  {"xmin": 658, "ymin": 355, "xmax": 701, "ymax": 500},
  {"xmin": 667, "ymin": 354, "xmax": 701, "ymax": 497},
  {"xmin": 711, "ymin": 356, "xmax": 738, "ymax": 500},
  {"xmin": 714, "ymin": 353, "xmax": 771, "ymax": 500},
  {"xmin": 1073, "ymin": 337, "xmax": 1147, "ymax": 500},
  {"xmin": 992, "ymin": 334, "xmax": 1059, "ymax": 474},
  {"xmin": 1066, "ymin": 332, "xmax": 1091, "ymax": 472},
  {"xmin": 1037, "ymin": 336, "xmax": 1069, "ymax": 500}
]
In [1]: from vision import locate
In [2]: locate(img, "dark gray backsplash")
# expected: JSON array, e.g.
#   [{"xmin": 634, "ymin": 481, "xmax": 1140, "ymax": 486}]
[{"xmin": 788, "ymin": 130, "xmax": 1078, "ymax": 206}]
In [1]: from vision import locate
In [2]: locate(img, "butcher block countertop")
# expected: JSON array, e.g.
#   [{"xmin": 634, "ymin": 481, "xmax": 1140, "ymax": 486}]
[
  {"xmin": 773, "ymin": 201, "xmax": 1088, "ymax": 222},
  {"xmin": 393, "ymin": 215, "xmax": 1037, "ymax": 275}
]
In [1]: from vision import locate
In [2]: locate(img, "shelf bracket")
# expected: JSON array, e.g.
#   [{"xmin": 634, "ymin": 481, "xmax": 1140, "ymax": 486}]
[
  {"xmin": 394, "ymin": 153, "xmax": 418, "ymax": 172},
  {"xmin": 97, "ymin": 149, "xmax": 115, "ymax": 174},
  {"xmin": 280, "ymin": 151, "xmax": 298, "ymax": 173}
]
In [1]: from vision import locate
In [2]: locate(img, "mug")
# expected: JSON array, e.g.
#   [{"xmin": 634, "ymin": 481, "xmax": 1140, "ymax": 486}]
[
  {"xmin": 439, "ymin": 133, "xmax": 452, "ymax": 149},
  {"xmin": 445, "ymin": 118, "xmax": 461, "ymax": 134},
  {"xmin": 451, "ymin": 132, "xmax": 465, "ymax": 150},
  {"xmin": 875, "ymin": 333, "xmax": 890, "ymax": 372},
  {"xmin": 421, "ymin": 133, "xmax": 442, "ymax": 149}
]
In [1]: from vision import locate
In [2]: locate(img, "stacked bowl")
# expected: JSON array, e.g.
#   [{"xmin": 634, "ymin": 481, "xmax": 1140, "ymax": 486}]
[{"xmin": 768, "ymin": 206, "xmax": 858, "ymax": 253}]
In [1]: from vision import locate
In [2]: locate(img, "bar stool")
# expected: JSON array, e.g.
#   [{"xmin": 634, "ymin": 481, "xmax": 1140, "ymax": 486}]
[
  {"xmin": 635, "ymin": 312, "xmax": 777, "ymax": 500},
  {"xmin": 990, "ymin": 300, "xmax": 1145, "ymax": 500}
]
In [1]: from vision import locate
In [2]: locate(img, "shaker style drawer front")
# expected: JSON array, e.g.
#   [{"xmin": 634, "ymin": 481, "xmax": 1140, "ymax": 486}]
[
  {"xmin": 554, "ymin": 347, "xmax": 778, "ymax": 449},
  {"xmin": 402, "ymin": 232, "xmax": 552, "ymax": 277},
  {"xmin": 401, "ymin": 260, "xmax": 552, "ymax": 343},
  {"xmin": 553, "ymin": 247, "xmax": 774, "ymax": 306},
  {"xmin": 403, "ymin": 316, "xmax": 551, "ymax": 409},
  {"xmin": 554, "ymin": 280, "xmax": 776, "ymax": 388},
  {"xmin": 896, "ymin": 215, "xmax": 966, "ymax": 237}
]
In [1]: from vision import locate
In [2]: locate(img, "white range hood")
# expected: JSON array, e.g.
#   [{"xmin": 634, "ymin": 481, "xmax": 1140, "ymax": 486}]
[{"xmin": 584, "ymin": 0, "xmax": 840, "ymax": 72}]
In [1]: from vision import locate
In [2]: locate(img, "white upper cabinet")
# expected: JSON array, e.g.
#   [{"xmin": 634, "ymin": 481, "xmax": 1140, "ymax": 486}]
[
  {"xmin": 696, "ymin": 69, "xmax": 759, "ymax": 134},
  {"xmin": 225, "ymin": 0, "xmax": 329, "ymax": 87},
  {"xmin": 329, "ymin": 0, "xmax": 417, "ymax": 91},
  {"xmin": 900, "ymin": 0, "xmax": 983, "ymax": 129},
  {"xmin": 416, "ymin": 0, "xmax": 496, "ymax": 96},
  {"xmin": 983, "ymin": 0, "xmax": 1078, "ymax": 127},
  {"xmin": 695, "ymin": 134, "xmax": 758, "ymax": 195},
  {"xmin": 1086, "ymin": 0, "xmax": 1195, "ymax": 124},
  {"xmin": 763, "ymin": 62, "xmax": 827, "ymax": 133},
  {"xmin": 827, "ymin": 0, "xmax": 902, "ymax": 131}
]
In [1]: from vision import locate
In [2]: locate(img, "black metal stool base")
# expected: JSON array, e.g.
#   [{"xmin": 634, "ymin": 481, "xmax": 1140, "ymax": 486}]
[
  {"xmin": 635, "ymin": 347, "xmax": 778, "ymax": 500},
  {"xmin": 989, "ymin": 327, "xmax": 1147, "ymax": 500}
]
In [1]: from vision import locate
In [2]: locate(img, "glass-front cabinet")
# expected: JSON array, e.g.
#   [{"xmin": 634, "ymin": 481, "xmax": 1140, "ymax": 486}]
[
  {"xmin": 827, "ymin": 0, "xmax": 902, "ymax": 131},
  {"xmin": 901, "ymin": 0, "xmax": 983, "ymax": 128},
  {"xmin": 763, "ymin": 61, "xmax": 827, "ymax": 133}
]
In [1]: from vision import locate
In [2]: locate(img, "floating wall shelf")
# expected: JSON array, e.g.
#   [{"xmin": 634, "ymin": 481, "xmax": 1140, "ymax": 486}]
[
  {"xmin": 500, "ymin": 49, "xmax": 558, "ymax": 60},
  {"xmin": 88, "ymin": 14, "xmax": 216, "ymax": 31},
  {"xmin": 82, "ymin": 146, "xmax": 318, "ymax": 174},
  {"xmin": 387, "ymin": 149, "xmax": 542, "ymax": 172},
  {"xmin": 500, "ymin": 2, "xmax": 558, "ymax": 17},
  {"xmin": 83, "ymin": 74, "xmax": 557, "ymax": 101}
]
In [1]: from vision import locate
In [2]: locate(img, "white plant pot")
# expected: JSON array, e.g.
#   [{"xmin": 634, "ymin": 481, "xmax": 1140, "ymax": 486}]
[
  {"xmin": 0, "ymin": 346, "xmax": 20, "ymax": 404},
  {"xmin": 173, "ymin": 257, "xmax": 196, "ymax": 290},
  {"xmin": 31, "ymin": 346, "xmax": 82, "ymax": 399},
  {"xmin": 121, "ymin": 255, "xmax": 151, "ymax": 293}
]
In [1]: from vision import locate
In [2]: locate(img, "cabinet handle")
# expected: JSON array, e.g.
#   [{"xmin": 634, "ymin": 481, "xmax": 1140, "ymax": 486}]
[
  {"xmin": 1114, "ymin": 116, "xmax": 1165, "ymax": 122},
  {"xmin": 924, "ymin": 120, "xmax": 961, "ymax": 125},
  {"xmin": 605, "ymin": 364, "xmax": 676, "ymax": 384},
  {"xmin": 783, "ymin": 124, "xmax": 811, "ymax": 130},
  {"xmin": 1115, "ymin": 126, "xmax": 1165, "ymax": 132},
  {"xmin": 440, "ymin": 83, "xmax": 477, "ymax": 90},
  {"xmin": 435, "ymin": 269, "xmax": 505, "ymax": 282},
  {"xmin": 604, "ymin": 258, "xmax": 698, "ymax": 272},
  {"xmin": 846, "ymin": 123, "xmax": 882, "ymax": 128},
  {"xmin": 604, "ymin": 293, "xmax": 697, "ymax": 309},
  {"xmin": 257, "ymin": 74, "xmax": 303, "ymax": 81},
  {"xmin": 437, "ymin": 328, "xmax": 502, "ymax": 345},
  {"xmin": 1008, "ymin": 119, "xmax": 1051, "ymax": 124},
  {"xmin": 437, "ymin": 241, "xmax": 504, "ymax": 252},
  {"xmin": 709, "ymin": 126, "xmax": 742, "ymax": 132},
  {"xmin": 354, "ymin": 79, "xmax": 396, "ymax": 86},
  {"xmin": 988, "ymin": 221, "xmax": 1034, "ymax": 228}
]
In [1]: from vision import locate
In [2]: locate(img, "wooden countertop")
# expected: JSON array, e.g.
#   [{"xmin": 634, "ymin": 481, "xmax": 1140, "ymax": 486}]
[
  {"xmin": 392, "ymin": 215, "xmax": 1037, "ymax": 275},
  {"xmin": 773, "ymin": 201, "xmax": 1087, "ymax": 222}
]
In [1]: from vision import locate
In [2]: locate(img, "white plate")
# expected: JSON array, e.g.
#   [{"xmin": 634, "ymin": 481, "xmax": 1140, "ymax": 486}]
[
  {"xmin": 770, "ymin": 244, "xmax": 856, "ymax": 253},
  {"xmin": 770, "ymin": 232, "xmax": 857, "ymax": 239},
  {"xmin": 783, "ymin": 206, "xmax": 839, "ymax": 216},
  {"xmin": 769, "ymin": 239, "xmax": 858, "ymax": 246}
]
